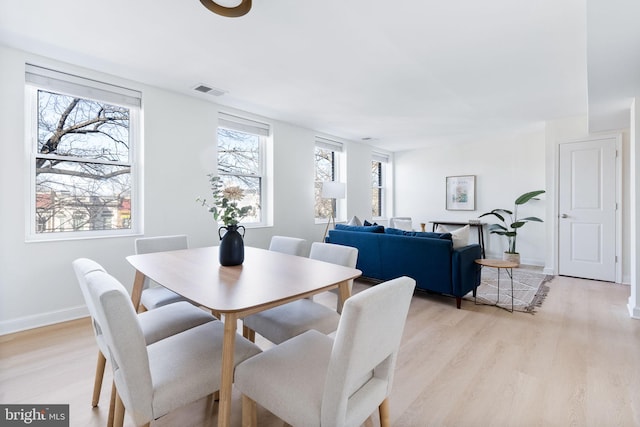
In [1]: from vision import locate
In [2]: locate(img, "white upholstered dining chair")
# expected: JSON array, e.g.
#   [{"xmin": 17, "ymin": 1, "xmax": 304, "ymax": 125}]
[
  {"xmin": 242, "ymin": 242, "xmax": 358, "ymax": 344},
  {"xmin": 83, "ymin": 268, "xmax": 261, "ymax": 427},
  {"xmin": 135, "ymin": 235, "xmax": 191, "ymax": 312},
  {"xmin": 72, "ymin": 258, "xmax": 217, "ymax": 425},
  {"xmin": 235, "ymin": 276, "xmax": 416, "ymax": 427},
  {"xmin": 241, "ymin": 235, "xmax": 306, "ymax": 339},
  {"xmin": 268, "ymin": 235, "xmax": 307, "ymax": 257}
]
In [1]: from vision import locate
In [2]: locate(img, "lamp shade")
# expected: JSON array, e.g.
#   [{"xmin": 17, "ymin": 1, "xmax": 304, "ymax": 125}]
[{"xmin": 321, "ymin": 181, "xmax": 346, "ymax": 199}]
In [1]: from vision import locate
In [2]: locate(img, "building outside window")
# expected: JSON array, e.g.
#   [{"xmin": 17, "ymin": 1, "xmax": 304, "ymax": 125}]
[
  {"xmin": 26, "ymin": 65, "xmax": 141, "ymax": 240},
  {"xmin": 217, "ymin": 112, "xmax": 269, "ymax": 225},
  {"xmin": 314, "ymin": 137, "xmax": 343, "ymax": 221},
  {"xmin": 372, "ymin": 151, "xmax": 389, "ymax": 219}
]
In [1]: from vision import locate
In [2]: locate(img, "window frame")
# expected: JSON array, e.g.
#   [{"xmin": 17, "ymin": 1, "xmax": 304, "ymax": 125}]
[
  {"xmin": 371, "ymin": 151, "xmax": 389, "ymax": 220},
  {"xmin": 314, "ymin": 137, "xmax": 344, "ymax": 223},
  {"xmin": 25, "ymin": 65, "xmax": 142, "ymax": 242},
  {"xmin": 216, "ymin": 112, "xmax": 270, "ymax": 228}
]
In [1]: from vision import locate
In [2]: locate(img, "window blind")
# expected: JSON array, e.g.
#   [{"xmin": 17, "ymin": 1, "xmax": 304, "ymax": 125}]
[
  {"xmin": 219, "ymin": 112, "xmax": 270, "ymax": 137},
  {"xmin": 25, "ymin": 64, "xmax": 141, "ymax": 108},
  {"xmin": 315, "ymin": 137, "xmax": 343, "ymax": 152},
  {"xmin": 372, "ymin": 151, "xmax": 390, "ymax": 163}
]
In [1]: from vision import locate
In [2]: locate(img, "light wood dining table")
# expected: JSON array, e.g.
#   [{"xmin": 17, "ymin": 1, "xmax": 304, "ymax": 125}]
[{"xmin": 126, "ymin": 245, "xmax": 362, "ymax": 427}]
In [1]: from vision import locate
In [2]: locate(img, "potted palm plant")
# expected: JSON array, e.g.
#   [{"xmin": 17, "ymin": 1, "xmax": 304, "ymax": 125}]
[{"xmin": 479, "ymin": 190, "xmax": 545, "ymax": 266}]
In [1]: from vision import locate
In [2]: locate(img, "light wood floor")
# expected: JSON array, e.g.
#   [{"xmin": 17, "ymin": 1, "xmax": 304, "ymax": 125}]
[{"xmin": 1, "ymin": 275, "xmax": 638, "ymax": 426}]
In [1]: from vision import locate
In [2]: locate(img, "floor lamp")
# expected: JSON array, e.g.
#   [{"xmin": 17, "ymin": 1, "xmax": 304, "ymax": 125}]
[{"xmin": 321, "ymin": 181, "xmax": 345, "ymax": 241}]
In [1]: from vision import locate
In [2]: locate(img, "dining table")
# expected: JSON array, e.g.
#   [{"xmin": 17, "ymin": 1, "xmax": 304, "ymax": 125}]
[{"xmin": 126, "ymin": 245, "xmax": 362, "ymax": 427}]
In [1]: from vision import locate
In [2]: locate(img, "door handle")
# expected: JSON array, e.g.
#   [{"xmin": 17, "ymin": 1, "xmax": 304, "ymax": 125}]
[{"xmin": 561, "ymin": 214, "xmax": 568, "ymax": 218}]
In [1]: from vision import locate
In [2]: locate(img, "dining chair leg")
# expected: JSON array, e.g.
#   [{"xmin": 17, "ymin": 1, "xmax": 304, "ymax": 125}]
[
  {"xmin": 113, "ymin": 390, "xmax": 125, "ymax": 427},
  {"xmin": 379, "ymin": 398, "xmax": 390, "ymax": 427},
  {"xmin": 108, "ymin": 382, "xmax": 116, "ymax": 427},
  {"xmin": 242, "ymin": 325, "xmax": 256, "ymax": 342},
  {"xmin": 241, "ymin": 394, "xmax": 257, "ymax": 427},
  {"xmin": 92, "ymin": 351, "xmax": 107, "ymax": 407}
]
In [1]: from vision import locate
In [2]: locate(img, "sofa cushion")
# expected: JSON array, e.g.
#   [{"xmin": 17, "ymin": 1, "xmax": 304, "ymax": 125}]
[
  {"xmin": 436, "ymin": 224, "xmax": 470, "ymax": 249},
  {"xmin": 384, "ymin": 227, "xmax": 406, "ymax": 235},
  {"xmin": 385, "ymin": 229, "xmax": 451, "ymax": 240},
  {"xmin": 413, "ymin": 231, "xmax": 452, "ymax": 240},
  {"xmin": 335, "ymin": 224, "xmax": 384, "ymax": 233}
]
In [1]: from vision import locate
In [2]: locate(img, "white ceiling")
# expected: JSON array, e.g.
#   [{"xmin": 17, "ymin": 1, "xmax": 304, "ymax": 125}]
[{"xmin": 0, "ymin": 0, "xmax": 637, "ymax": 152}]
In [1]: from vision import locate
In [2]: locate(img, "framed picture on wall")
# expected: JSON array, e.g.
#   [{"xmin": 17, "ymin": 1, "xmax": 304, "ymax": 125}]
[{"xmin": 446, "ymin": 175, "xmax": 476, "ymax": 211}]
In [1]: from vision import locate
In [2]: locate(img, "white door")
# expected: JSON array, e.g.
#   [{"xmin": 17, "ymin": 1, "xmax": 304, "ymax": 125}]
[{"xmin": 558, "ymin": 137, "xmax": 617, "ymax": 282}]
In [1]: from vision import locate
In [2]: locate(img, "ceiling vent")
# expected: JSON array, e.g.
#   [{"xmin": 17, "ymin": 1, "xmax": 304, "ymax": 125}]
[{"xmin": 192, "ymin": 84, "xmax": 227, "ymax": 97}]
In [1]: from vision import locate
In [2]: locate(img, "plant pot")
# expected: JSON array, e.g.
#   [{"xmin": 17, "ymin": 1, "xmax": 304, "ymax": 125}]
[
  {"xmin": 218, "ymin": 224, "xmax": 245, "ymax": 266},
  {"xmin": 503, "ymin": 252, "xmax": 520, "ymax": 266}
]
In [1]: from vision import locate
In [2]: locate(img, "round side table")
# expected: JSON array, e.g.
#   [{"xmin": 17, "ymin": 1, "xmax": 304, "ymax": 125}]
[{"xmin": 474, "ymin": 258, "xmax": 519, "ymax": 312}]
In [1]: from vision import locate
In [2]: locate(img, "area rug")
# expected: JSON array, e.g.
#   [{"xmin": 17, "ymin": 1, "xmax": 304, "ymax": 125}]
[{"xmin": 468, "ymin": 267, "xmax": 552, "ymax": 313}]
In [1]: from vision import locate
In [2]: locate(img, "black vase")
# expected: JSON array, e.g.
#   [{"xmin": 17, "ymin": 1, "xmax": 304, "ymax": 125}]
[{"xmin": 218, "ymin": 224, "xmax": 245, "ymax": 266}]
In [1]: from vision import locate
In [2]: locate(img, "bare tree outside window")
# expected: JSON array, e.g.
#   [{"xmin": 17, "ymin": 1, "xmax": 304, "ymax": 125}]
[
  {"xmin": 315, "ymin": 146, "xmax": 336, "ymax": 219},
  {"xmin": 217, "ymin": 127, "xmax": 262, "ymax": 223},
  {"xmin": 34, "ymin": 90, "xmax": 132, "ymax": 233},
  {"xmin": 372, "ymin": 160, "xmax": 383, "ymax": 217}
]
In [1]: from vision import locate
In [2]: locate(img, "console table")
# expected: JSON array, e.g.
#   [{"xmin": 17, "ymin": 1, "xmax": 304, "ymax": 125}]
[{"xmin": 429, "ymin": 220, "xmax": 486, "ymax": 258}]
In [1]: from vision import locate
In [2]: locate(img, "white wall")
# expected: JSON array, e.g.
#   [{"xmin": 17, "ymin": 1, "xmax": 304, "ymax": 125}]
[
  {"xmin": 394, "ymin": 128, "xmax": 547, "ymax": 266},
  {"xmin": 0, "ymin": 46, "xmax": 380, "ymax": 334},
  {"xmin": 629, "ymin": 98, "xmax": 639, "ymax": 318},
  {"xmin": 395, "ymin": 115, "xmax": 633, "ymax": 282}
]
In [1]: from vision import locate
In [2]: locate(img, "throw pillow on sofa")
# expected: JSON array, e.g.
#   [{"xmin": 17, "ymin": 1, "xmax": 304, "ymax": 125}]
[
  {"xmin": 335, "ymin": 224, "xmax": 385, "ymax": 233},
  {"xmin": 347, "ymin": 215, "xmax": 362, "ymax": 226},
  {"xmin": 435, "ymin": 224, "xmax": 470, "ymax": 249},
  {"xmin": 414, "ymin": 231, "xmax": 453, "ymax": 240},
  {"xmin": 385, "ymin": 228, "xmax": 452, "ymax": 240}
]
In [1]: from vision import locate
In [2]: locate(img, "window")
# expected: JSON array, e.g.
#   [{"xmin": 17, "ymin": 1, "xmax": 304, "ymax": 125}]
[
  {"xmin": 315, "ymin": 137, "xmax": 343, "ymax": 221},
  {"xmin": 217, "ymin": 112, "xmax": 269, "ymax": 225},
  {"xmin": 26, "ymin": 65, "xmax": 141, "ymax": 240},
  {"xmin": 372, "ymin": 152, "xmax": 389, "ymax": 219}
]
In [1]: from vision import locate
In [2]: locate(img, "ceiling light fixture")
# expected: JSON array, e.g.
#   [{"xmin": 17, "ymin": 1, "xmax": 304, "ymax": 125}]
[{"xmin": 199, "ymin": 0, "xmax": 252, "ymax": 17}]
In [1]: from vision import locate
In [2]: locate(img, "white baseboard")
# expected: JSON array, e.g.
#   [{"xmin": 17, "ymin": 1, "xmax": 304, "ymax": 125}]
[
  {"xmin": 629, "ymin": 297, "xmax": 640, "ymax": 319},
  {"xmin": 0, "ymin": 305, "xmax": 89, "ymax": 336}
]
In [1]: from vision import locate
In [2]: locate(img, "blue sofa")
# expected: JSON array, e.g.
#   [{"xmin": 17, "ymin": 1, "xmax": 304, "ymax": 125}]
[{"xmin": 326, "ymin": 224, "xmax": 481, "ymax": 308}]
